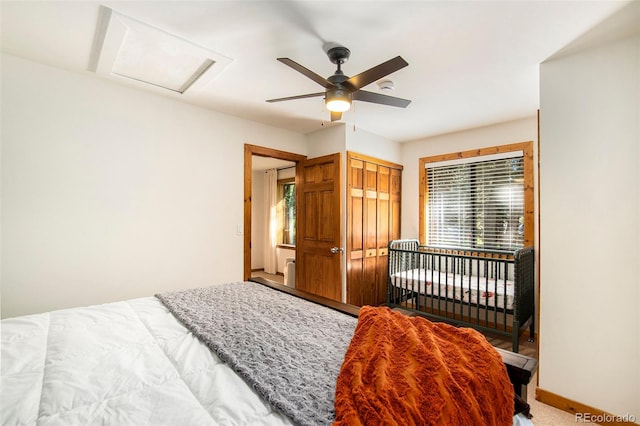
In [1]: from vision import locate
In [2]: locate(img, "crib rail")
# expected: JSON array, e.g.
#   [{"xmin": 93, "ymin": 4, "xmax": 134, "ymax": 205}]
[{"xmin": 387, "ymin": 239, "xmax": 535, "ymax": 352}]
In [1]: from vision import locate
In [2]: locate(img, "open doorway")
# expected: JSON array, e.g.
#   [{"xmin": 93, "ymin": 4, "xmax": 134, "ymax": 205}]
[
  {"xmin": 251, "ymin": 156, "xmax": 296, "ymax": 285},
  {"xmin": 243, "ymin": 144, "xmax": 306, "ymax": 283}
]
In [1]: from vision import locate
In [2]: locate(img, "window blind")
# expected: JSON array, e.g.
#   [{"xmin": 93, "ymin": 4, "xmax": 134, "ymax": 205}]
[{"xmin": 426, "ymin": 156, "xmax": 524, "ymax": 251}]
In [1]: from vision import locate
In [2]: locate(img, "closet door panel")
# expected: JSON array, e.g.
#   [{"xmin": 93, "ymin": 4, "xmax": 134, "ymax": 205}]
[
  {"xmin": 363, "ymin": 162, "xmax": 378, "ymax": 305},
  {"xmin": 390, "ymin": 168, "xmax": 402, "ymax": 240},
  {"xmin": 364, "ymin": 163, "xmax": 378, "ymax": 251},
  {"xmin": 376, "ymin": 166, "xmax": 391, "ymax": 305},
  {"xmin": 347, "ymin": 158, "xmax": 365, "ymax": 305}
]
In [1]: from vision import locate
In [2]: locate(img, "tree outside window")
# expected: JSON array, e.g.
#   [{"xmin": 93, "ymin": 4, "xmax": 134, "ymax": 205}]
[{"xmin": 278, "ymin": 179, "xmax": 296, "ymax": 246}]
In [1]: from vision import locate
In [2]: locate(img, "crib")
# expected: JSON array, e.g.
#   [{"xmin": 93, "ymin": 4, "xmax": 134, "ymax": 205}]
[{"xmin": 387, "ymin": 239, "xmax": 535, "ymax": 352}]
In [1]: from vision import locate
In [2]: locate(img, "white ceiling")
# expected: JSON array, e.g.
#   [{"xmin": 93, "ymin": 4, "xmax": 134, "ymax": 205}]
[{"xmin": 0, "ymin": 1, "xmax": 631, "ymax": 142}]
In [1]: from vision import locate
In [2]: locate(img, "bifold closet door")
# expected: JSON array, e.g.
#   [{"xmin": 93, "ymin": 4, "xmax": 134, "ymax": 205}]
[{"xmin": 347, "ymin": 153, "xmax": 402, "ymax": 307}]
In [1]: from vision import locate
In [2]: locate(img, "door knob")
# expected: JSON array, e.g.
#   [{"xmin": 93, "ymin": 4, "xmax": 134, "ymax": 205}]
[{"xmin": 330, "ymin": 247, "xmax": 344, "ymax": 254}]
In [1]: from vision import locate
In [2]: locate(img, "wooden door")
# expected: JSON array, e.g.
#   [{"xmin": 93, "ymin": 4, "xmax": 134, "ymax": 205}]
[{"xmin": 296, "ymin": 153, "xmax": 342, "ymax": 302}]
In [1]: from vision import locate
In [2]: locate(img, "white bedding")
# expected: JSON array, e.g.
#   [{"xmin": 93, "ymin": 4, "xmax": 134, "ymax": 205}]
[
  {"xmin": 1, "ymin": 292, "xmax": 532, "ymax": 426},
  {"xmin": 1, "ymin": 297, "xmax": 292, "ymax": 426},
  {"xmin": 390, "ymin": 269, "xmax": 515, "ymax": 311}
]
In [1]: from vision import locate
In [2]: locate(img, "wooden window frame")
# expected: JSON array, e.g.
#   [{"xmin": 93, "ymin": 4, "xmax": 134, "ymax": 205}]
[{"xmin": 419, "ymin": 141, "xmax": 534, "ymax": 247}]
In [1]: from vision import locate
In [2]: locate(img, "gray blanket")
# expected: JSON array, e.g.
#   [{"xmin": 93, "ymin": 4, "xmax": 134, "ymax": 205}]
[{"xmin": 156, "ymin": 282, "xmax": 358, "ymax": 426}]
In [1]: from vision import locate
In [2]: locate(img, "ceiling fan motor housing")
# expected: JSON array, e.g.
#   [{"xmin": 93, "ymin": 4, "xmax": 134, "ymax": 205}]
[
  {"xmin": 328, "ymin": 73, "xmax": 349, "ymax": 86},
  {"xmin": 327, "ymin": 46, "xmax": 351, "ymax": 65}
]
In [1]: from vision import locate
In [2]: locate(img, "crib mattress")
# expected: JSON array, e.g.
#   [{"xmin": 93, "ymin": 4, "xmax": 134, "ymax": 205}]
[{"xmin": 390, "ymin": 269, "xmax": 515, "ymax": 311}]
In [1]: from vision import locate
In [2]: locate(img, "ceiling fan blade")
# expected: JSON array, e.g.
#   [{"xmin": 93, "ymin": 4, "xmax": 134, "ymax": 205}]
[
  {"xmin": 344, "ymin": 56, "xmax": 409, "ymax": 91},
  {"xmin": 330, "ymin": 111, "xmax": 342, "ymax": 122},
  {"xmin": 277, "ymin": 58, "xmax": 336, "ymax": 89},
  {"xmin": 266, "ymin": 92, "xmax": 325, "ymax": 103},
  {"xmin": 352, "ymin": 90, "xmax": 411, "ymax": 108}
]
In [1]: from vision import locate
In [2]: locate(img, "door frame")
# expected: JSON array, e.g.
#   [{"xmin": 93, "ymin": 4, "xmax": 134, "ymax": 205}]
[{"xmin": 243, "ymin": 144, "xmax": 306, "ymax": 281}]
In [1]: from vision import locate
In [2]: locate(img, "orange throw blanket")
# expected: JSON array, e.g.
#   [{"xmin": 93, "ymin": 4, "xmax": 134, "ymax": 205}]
[{"xmin": 334, "ymin": 307, "xmax": 514, "ymax": 426}]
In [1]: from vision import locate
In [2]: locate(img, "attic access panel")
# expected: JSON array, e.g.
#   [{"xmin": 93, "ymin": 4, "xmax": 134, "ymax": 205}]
[{"xmin": 91, "ymin": 7, "xmax": 232, "ymax": 94}]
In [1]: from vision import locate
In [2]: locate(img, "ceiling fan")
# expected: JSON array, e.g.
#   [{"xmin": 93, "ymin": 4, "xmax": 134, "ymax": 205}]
[{"xmin": 266, "ymin": 46, "xmax": 411, "ymax": 122}]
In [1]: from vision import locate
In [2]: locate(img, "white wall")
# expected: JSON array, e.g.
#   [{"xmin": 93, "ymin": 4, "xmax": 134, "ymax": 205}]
[
  {"xmin": 307, "ymin": 122, "xmax": 401, "ymax": 162},
  {"xmin": 539, "ymin": 33, "xmax": 639, "ymax": 418},
  {"xmin": 346, "ymin": 126, "xmax": 402, "ymax": 165},
  {"xmin": 306, "ymin": 124, "xmax": 347, "ymax": 159},
  {"xmin": 1, "ymin": 54, "xmax": 306, "ymax": 318},
  {"xmin": 400, "ymin": 117, "xmax": 538, "ymax": 240}
]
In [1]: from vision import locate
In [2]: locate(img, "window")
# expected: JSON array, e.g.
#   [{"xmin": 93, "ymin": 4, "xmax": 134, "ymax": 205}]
[
  {"xmin": 278, "ymin": 179, "xmax": 296, "ymax": 246},
  {"xmin": 419, "ymin": 142, "xmax": 533, "ymax": 250}
]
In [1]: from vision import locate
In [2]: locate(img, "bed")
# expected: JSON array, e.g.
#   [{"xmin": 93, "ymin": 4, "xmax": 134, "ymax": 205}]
[
  {"xmin": 1, "ymin": 280, "xmax": 536, "ymax": 425},
  {"xmin": 387, "ymin": 239, "xmax": 536, "ymax": 353}
]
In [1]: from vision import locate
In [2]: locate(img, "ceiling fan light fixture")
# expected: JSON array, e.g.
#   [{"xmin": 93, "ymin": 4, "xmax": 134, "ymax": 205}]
[{"xmin": 325, "ymin": 89, "xmax": 352, "ymax": 112}]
